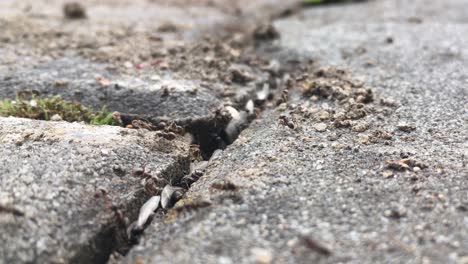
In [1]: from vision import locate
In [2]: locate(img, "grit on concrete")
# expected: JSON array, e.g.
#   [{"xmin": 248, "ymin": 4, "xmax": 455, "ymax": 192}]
[
  {"xmin": 1, "ymin": 0, "xmax": 467, "ymax": 263},
  {"xmin": 0, "ymin": 0, "xmax": 296, "ymax": 122},
  {"xmin": 0, "ymin": 1, "xmax": 303, "ymax": 263},
  {"xmin": 122, "ymin": 0, "xmax": 467, "ymax": 263},
  {"xmin": 0, "ymin": 57, "xmax": 223, "ymax": 122},
  {"xmin": 0, "ymin": 117, "xmax": 190, "ymax": 263}
]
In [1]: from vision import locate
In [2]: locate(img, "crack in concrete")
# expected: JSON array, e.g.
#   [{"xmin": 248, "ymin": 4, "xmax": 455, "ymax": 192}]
[
  {"xmin": 68, "ymin": 155, "xmax": 190, "ymax": 264},
  {"xmin": 102, "ymin": 40, "xmax": 304, "ymax": 264},
  {"xmin": 0, "ymin": 2, "xmax": 305, "ymax": 262}
]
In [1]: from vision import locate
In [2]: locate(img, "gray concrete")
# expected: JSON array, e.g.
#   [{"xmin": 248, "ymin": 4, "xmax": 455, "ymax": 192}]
[
  {"xmin": 0, "ymin": 117, "xmax": 190, "ymax": 263},
  {"xmin": 0, "ymin": 1, "xmax": 299, "ymax": 261},
  {"xmin": 122, "ymin": 0, "xmax": 468, "ymax": 263},
  {"xmin": 2, "ymin": 0, "xmax": 467, "ymax": 263},
  {"xmin": 0, "ymin": 0, "xmax": 288, "ymax": 123},
  {"xmin": 0, "ymin": 57, "xmax": 223, "ymax": 122}
]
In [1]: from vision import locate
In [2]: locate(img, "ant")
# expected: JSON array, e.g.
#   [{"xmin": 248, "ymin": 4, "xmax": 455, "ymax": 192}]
[
  {"xmin": 132, "ymin": 164, "xmax": 167, "ymax": 195},
  {"xmin": 93, "ymin": 188, "xmax": 127, "ymax": 227},
  {"xmin": 278, "ymin": 114, "xmax": 296, "ymax": 129}
]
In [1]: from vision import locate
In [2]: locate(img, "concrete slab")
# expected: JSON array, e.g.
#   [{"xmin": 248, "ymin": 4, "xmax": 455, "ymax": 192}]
[
  {"xmin": 0, "ymin": 0, "xmax": 291, "ymax": 123},
  {"xmin": 121, "ymin": 0, "xmax": 468, "ymax": 263},
  {"xmin": 0, "ymin": 117, "xmax": 190, "ymax": 263},
  {"xmin": 0, "ymin": 57, "xmax": 223, "ymax": 122}
]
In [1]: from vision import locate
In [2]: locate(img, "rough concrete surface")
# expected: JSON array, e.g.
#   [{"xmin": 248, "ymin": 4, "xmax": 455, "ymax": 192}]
[
  {"xmin": 0, "ymin": 117, "xmax": 189, "ymax": 263},
  {"xmin": 0, "ymin": 1, "xmax": 299, "ymax": 261},
  {"xmin": 122, "ymin": 0, "xmax": 468, "ymax": 263},
  {"xmin": 1, "ymin": 0, "xmax": 467, "ymax": 263},
  {"xmin": 0, "ymin": 0, "xmax": 294, "ymax": 123},
  {"xmin": 0, "ymin": 57, "xmax": 223, "ymax": 122}
]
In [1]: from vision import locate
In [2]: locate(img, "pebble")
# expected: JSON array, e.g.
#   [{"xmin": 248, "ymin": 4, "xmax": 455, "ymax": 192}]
[
  {"xmin": 351, "ymin": 122, "xmax": 369, "ymax": 132},
  {"xmin": 251, "ymin": 248, "xmax": 273, "ymax": 264},
  {"xmin": 124, "ymin": 61, "xmax": 133, "ymax": 68},
  {"xmin": 50, "ymin": 114, "xmax": 63, "ymax": 121},
  {"xmin": 317, "ymin": 110, "xmax": 330, "ymax": 120},
  {"xmin": 313, "ymin": 123, "xmax": 327, "ymax": 132},
  {"xmin": 382, "ymin": 170, "xmax": 394, "ymax": 178},
  {"xmin": 63, "ymin": 2, "xmax": 87, "ymax": 19},
  {"xmin": 397, "ymin": 123, "xmax": 416, "ymax": 132}
]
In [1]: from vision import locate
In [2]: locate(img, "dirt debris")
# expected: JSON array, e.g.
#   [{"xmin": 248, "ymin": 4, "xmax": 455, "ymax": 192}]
[
  {"xmin": 0, "ymin": 204, "xmax": 25, "ymax": 217},
  {"xmin": 397, "ymin": 123, "xmax": 417, "ymax": 132},
  {"xmin": 253, "ymin": 23, "xmax": 280, "ymax": 41},
  {"xmin": 351, "ymin": 121, "xmax": 369, "ymax": 132},
  {"xmin": 228, "ymin": 65, "xmax": 256, "ymax": 84},
  {"xmin": 288, "ymin": 67, "xmax": 403, "ymax": 151},
  {"xmin": 211, "ymin": 179, "xmax": 239, "ymax": 191},
  {"xmin": 316, "ymin": 110, "xmax": 330, "ymax": 120},
  {"xmin": 380, "ymin": 97, "xmax": 397, "ymax": 107},
  {"xmin": 63, "ymin": 2, "xmax": 87, "ymax": 19},
  {"xmin": 300, "ymin": 235, "xmax": 332, "ymax": 256},
  {"xmin": 384, "ymin": 205, "xmax": 408, "ymax": 219},
  {"xmin": 359, "ymin": 129, "xmax": 393, "ymax": 145},
  {"xmin": 169, "ymin": 198, "xmax": 212, "ymax": 217},
  {"xmin": 407, "ymin": 16, "xmax": 423, "ymax": 24},
  {"xmin": 157, "ymin": 22, "xmax": 179, "ymax": 33},
  {"xmin": 301, "ymin": 68, "xmax": 371, "ymax": 102},
  {"xmin": 1, "ymin": 2, "xmax": 271, "ymax": 85},
  {"xmin": 385, "ymin": 158, "xmax": 428, "ymax": 171}
]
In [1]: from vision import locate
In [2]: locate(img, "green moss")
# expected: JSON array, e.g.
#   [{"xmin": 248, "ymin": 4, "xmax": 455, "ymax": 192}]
[
  {"xmin": 0, "ymin": 95, "xmax": 120, "ymax": 126},
  {"xmin": 89, "ymin": 107, "xmax": 119, "ymax": 125}
]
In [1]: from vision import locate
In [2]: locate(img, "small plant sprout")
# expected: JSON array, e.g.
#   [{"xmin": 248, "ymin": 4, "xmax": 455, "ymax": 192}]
[{"xmin": 0, "ymin": 95, "xmax": 121, "ymax": 126}]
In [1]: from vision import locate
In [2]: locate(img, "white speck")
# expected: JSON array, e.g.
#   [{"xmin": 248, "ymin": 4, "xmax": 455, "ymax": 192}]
[
  {"xmin": 251, "ymin": 248, "xmax": 273, "ymax": 264},
  {"xmin": 313, "ymin": 123, "xmax": 327, "ymax": 132},
  {"xmin": 50, "ymin": 114, "xmax": 63, "ymax": 121},
  {"xmin": 29, "ymin": 100, "xmax": 37, "ymax": 107},
  {"xmin": 124, "ymin": 61, "xmax": 133, "ymax": 68},
  {"xmin": 218, "ymin": 256, "xmax": 233, "ymax": 264}
]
